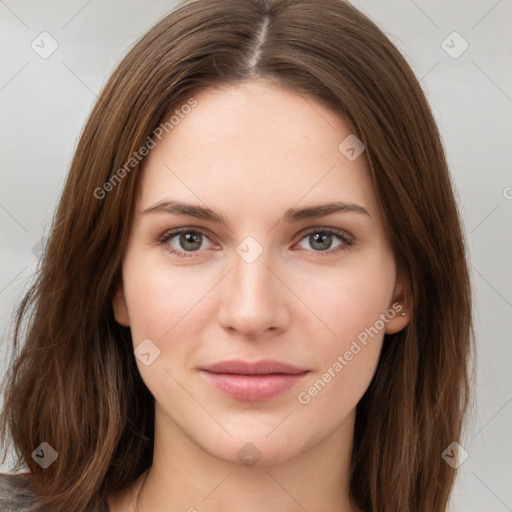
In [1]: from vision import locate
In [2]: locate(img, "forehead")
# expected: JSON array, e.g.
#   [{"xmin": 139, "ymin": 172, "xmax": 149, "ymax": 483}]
[{"xmin": 136, "ymin": 79, "xmax": 379, "ymax": 223}]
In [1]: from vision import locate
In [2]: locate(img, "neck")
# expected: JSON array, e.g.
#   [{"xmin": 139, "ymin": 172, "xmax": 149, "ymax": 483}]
[{"xmin": 136, "ymin": 403, "xmax": 359, "ymax": 512}]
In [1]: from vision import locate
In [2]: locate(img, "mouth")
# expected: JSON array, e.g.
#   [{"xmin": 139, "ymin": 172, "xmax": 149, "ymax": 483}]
[{"xmin": 199, "ymin": 359, "xmax": 310, "ymax": 401}]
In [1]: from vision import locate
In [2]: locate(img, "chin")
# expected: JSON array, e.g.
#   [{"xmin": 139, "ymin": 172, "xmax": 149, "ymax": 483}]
[{"xmin": 196, "ymin": 427, "xmax": 310, "ymax": 468}]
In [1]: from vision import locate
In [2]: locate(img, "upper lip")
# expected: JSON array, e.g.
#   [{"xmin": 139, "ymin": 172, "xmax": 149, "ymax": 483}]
[{"xmin": 201, "ymin": 359, "xmax": 309, "ymax": 375}]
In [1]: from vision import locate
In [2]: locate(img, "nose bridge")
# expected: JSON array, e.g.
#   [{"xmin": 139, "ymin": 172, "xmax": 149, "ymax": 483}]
[
  {"xmin": 231, "ymin": 238, "xmax": 275, "ymax": 306},
  {"xmin": 218, "ymin": 235, "xmax": 287, "ymax": 336}
]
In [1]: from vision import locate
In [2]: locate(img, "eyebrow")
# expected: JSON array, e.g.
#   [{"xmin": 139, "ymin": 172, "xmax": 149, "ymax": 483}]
[{"xmin": 141, "ymin": 199, "xmax": 371, "ymax": 224}]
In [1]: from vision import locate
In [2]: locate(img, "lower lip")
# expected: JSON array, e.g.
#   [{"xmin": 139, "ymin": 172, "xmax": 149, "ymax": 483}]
[{"xmin": 200, "ymin": 370, "xmax": 310, "ymax": 401}]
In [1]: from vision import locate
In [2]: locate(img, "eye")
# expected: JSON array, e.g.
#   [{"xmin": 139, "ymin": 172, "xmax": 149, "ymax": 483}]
[
  {"xmin": 294, "ymin": 228, "xmax": 353, "ymax": 256},
  {"xmin": 159, "ymin": 228, "xmax": 216, "ymax": 258},
  {"xmin": 158, "ymin": 227, "xmax": 354, "ymax": 259}
]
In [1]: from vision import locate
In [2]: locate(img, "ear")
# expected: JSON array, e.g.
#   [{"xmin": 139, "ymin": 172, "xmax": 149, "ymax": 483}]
[
  {"xmin": 112, "ymin": 280, "xmax": 130, "ymax": 327},
  {"xmin": 384, "ymin": 269, "xmax": 413, "ymax": 335}
]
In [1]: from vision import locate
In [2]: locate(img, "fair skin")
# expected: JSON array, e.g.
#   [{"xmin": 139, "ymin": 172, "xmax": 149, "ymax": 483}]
[{"xmin": 108, "ymin": 78, "xmax": 411, "ymax": 512}]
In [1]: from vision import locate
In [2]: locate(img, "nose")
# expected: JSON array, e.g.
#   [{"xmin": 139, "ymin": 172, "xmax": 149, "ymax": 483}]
[{"xmin": 217, "ymin": 245, "xmax": 290, "ymax": 340}]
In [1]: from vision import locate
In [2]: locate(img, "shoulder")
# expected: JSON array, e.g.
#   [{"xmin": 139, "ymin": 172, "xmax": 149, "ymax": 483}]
[
  {"xmin": 0, "ymin": 472, "xmax": 110, "ymax": 512},
  {"xmin": 0, "ymin": 472, "xmax": 37, "ymax": 511}
]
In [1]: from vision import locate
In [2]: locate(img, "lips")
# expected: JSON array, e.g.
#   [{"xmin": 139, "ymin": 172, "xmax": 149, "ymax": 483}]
[
  {"xmin": 200, "ymin": 359, "xmax": 310, "ymax": 401},
  {"xmin": 201, "ymin": 359, "xmax": 308, "ymax": 375}
]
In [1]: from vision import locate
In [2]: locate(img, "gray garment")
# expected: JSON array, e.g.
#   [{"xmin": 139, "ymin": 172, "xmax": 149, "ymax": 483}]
[
  {"xmin": 0, "ymin": 472, "xmax": 37, "ymax": 512},
  {"xmin": 0, "ymin": 472, "xmax": 109, "ymax": 511}
]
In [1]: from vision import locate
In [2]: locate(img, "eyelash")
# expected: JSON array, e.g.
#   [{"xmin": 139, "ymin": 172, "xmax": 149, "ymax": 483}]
[{"xmin": 158, "ymin": 227, "xmax": 354, "ymax": 259}]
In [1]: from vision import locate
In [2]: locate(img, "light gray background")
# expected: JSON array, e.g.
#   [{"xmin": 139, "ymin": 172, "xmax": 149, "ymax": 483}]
[{"xmin": 1, "ymin": 0, "xmax": 511, "ymax": 510}]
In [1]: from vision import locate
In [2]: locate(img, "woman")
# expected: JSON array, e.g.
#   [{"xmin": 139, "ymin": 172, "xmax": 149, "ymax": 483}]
[{"xmin": 0, "ymin": 0, "xmax": 474, "ymax": 511}]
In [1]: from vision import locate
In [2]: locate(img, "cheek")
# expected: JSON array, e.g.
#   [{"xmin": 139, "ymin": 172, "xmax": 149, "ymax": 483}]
[
  {"xmin": 295, "ymin": 273, "xmax": 389, "ymax": 417},
  {"xmin": 291, "ymin": 251, "xmax": 393, "ymax": 407},
  {"xmin": 121, "ymin": 255, "xmax": 210, "ymax": 343},
  {"xmin": 290, "ymin": 251, "xmax": 395, "ymax": 345},
  {"xmin": 294, "ymin": 342, "xmax": 382, "ymax": 438},
  {"xmin": 121, "ymin": 258, "xmax": 209, "ymax": 400}
]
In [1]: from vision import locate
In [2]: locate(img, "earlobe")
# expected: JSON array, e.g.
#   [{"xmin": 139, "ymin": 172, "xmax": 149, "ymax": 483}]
[
  {"xmin": 384, "ymin": 301, "xmax": 411, "ymax": 334},
  {"xmin": 112, "ymin": 282, "xmax": 130, "ymax": 327},
  {"xmin": 385, "ymin": 275, "xmax": 413, "ymax": 335}
]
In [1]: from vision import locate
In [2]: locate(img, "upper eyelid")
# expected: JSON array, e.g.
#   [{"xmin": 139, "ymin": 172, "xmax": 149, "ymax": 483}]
[{"xmin": 159, "ymin": 226, "xmax": 217, "ymax": 243}]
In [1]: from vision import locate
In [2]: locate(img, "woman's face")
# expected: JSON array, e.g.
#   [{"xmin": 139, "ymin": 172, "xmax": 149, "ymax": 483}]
[{"xmin": 113, "ymin": 79, "xmax": 410, "ymax": 466}]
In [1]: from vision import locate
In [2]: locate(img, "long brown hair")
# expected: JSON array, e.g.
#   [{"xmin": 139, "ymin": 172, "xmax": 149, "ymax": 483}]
[{"xmin": 0, "ymin": 0, "xmax": 474, "ymax": 510}]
